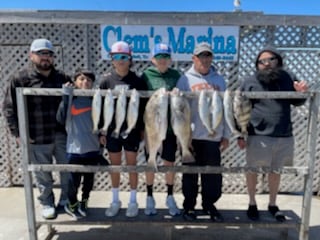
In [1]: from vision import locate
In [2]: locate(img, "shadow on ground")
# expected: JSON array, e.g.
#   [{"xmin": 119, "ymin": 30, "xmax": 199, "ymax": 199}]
[{"xmin": 51, "ymin": 225, "xmax": 298, "ymax": 240}]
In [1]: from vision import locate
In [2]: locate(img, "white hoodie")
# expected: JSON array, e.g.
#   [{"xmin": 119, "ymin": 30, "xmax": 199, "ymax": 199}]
[{"xmin": 176, "ymin": 65, "xmax": 231, "ymax": 141}]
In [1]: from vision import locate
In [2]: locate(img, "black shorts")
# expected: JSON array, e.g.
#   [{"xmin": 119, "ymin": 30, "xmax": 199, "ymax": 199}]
[
  {"xmin": 106, "ymin": 129, "xmax": 140, "ymax": 153},
  {"xmin": 145, "ymin": 132, "xmax": 177, "ymax": 163}
]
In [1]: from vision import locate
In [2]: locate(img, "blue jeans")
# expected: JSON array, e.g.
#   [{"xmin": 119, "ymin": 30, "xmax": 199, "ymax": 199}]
[{"xmin": 29, "ymin": 132, "xmax": 69, "ymax": 206}]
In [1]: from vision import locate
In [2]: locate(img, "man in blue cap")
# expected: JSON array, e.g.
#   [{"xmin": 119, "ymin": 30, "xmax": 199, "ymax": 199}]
[{"xmin": 3, "ymin": 38, "xmax": 71, "ymax": 219}]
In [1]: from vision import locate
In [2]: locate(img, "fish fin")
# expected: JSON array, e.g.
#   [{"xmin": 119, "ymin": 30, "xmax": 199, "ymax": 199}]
[
  {"xmin": 120, "ymin": 130, "xmax": 129, "ymax": 139},
  {"xmin": 111, "ymin": 130, "xmax": 119, "ymax": 138}
]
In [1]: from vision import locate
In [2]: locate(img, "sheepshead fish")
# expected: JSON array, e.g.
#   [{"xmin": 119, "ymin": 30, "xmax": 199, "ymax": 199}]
[
  {"xmin": 144, "ymin": 88, "xmax": 168, "ymax": 170},
  {"xmin": 101, "ymin": 89, "xmax": 114, "ymax": 134},
  {"xmin": 223, "ymin": 89, "xmax": 241, "ymax": 136},
  {"xmin": 121, "ymin": 89, "xmax": 140, "ymax": 139},
  {"xmin": 210, "ymin": 90, "xmax": 223, "ymax": 133},
  {"xmin": 198, "ymin": 90, "xmax": 215, "ymax": 136},
  {"xmin": 170, "ymin": 88, "xmax": 195, "ymax": 163},
  {"xmin": 112, "ymin": 88, "xmax": 127, "ymax": 138},
  {"xmin": 92, "ymin": 88, "xmax": 102, "ymax": 133},
  {"xmin": 233, "ymin": 89, "xmax": 252, "ymax": 137}
]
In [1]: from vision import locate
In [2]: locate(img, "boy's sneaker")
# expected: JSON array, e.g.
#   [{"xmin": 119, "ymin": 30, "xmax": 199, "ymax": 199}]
[
  {"xmin": 42, "ymin": 205, "xmax": 56, "ymax": 219},
  {"xmin": 144, "ymin": 196, "xmax": 157, "ymax": 215},
  {"xmin": 166, "ymin": 195, "xmax": 181, "ymax": 216},
  {"xmin": 56, "ymin": 199, "xmax": 68, "ymax": 213},
  {"xmin": 105, "ymin": 201, "xmax": 122, "ymax": 217},
  {"xmin": 126, "ymin": 202, "xmax": 139, "ymax": 217},
  {"xmin": 182, "ymin": 209, "xmax": 196, "ymax": 221},
  {"xmin": 64, "ymin": 202, "xmax": 82, "ymax": 220},
  {"xmin": 78, "ymin": 199, "xmax": 88, "ymax": 217}
]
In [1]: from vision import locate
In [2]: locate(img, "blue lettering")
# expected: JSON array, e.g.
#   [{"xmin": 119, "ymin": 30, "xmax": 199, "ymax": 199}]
[
  {"xmin": 123, "ymin": 34, "xmax": 150, "ymax": 53},
  {"xmin": 197, "ymin": 28, "xmax": 213, "ymax": 45},
  {"xmin": 168, "ymin": 27, "xmax": 188, "ymax": 54},
  {"xmin": 102, "ymin": 26, "xmax": 121, "ymax": 52},
  {"xmin": 213, "ymin": 36, "xmax": 225, "ymax": 54},
  {"xmin": 185, "ymin": 36, "xmax": 195, "ymax": 53},
  {"xmin": 225, "ymin": 36, "xmax": 237, "ymax": 54},
  {"xmin": 154, "ymin": 35, "xmax": 162, "ymax": 44}
]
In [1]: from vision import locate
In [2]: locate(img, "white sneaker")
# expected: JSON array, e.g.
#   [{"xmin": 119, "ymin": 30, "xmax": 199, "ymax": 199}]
[
  {"xmin": 144, "ymin": 196, "xmax": 157, "ymax": 215},
  {"xmin": 42, "ymin": 205, "xmax": 56, "ymax": 219},
  {"xmin": 126, "ymin": 202, "xmax": 139, "ymax": 217},
  {"xmin": 105, "ymin": 201, "xmax": 121, "ymax": 217},
  {"xmin": 166, "ymin": 195, "xmax": 181, "ymax": 216}
]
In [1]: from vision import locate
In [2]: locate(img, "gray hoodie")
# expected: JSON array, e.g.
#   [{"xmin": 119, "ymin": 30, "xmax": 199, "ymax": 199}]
[
  {"xmin": 176, "ymin": 65, "xmax": 230, "ymax": 141},
  {"xmin": 56, "ymin": 86, "xmax": 100, "ymax": 154}
]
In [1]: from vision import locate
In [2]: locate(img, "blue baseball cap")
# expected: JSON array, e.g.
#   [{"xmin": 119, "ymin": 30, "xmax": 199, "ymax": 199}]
[{"xmin": 152, "ymin": 43, "xmax": 171, "ymax": 57}]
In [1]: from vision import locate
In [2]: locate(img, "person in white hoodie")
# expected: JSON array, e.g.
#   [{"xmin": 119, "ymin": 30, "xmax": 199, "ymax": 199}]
[{"xmin": 176, "ymin": 42, "xmax": 230, "ymax": 222}]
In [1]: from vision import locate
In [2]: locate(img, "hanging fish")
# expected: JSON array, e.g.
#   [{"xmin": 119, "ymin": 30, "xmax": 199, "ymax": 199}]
[{"xmin": 91, "ymin": 88, "xmax": 102, "ymax": 133}]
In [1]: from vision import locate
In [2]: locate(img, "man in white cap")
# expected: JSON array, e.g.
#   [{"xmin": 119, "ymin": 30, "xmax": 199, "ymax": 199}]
[
  {"xmin": 176, "ymin": 42, "xmax": 230, "ymax": 222},
  {"xmin": 3, "ymin": 38, "xmax": 72, "ymax": 219}
]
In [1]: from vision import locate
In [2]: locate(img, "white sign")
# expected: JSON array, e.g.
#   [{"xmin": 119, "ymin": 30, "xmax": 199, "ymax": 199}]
[{"xmin": 101, "ymin": 25, "xmax": 239, "ymax": 62}]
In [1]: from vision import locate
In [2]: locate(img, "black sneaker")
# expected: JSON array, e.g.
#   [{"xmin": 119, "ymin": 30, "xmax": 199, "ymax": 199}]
[
  {"xmin": 268, "ymin": 205, "xmax": 286, "ymax": 222},
  {"xmin": 209, "ymin": 206, "xmax": 224, "ymax": 222},
  {"xmin": 247, "ymin": 205, "xmax": 259, "ymax": 221},
  {"xmin": 78, "ymin": 199, "xmax": 88, "ymax": 217},
  {"xmin": 64, "ymin": 202, "xmax": 82, "ymax": 220},
  {"xmin": 55, "ymin": 203, "xmax": 65, "ymax": 214},
  {"xmin": 182, "ymin": 210, "xmax": 196, "ymax": 221}
]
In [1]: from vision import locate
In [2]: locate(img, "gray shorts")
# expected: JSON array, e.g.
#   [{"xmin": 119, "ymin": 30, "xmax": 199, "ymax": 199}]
[{"xmin": 246, "ymin": 135, "xmax": 294, "ymax": 170}]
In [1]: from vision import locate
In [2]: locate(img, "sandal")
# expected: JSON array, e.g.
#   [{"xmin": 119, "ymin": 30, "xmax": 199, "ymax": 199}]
[
  {"xmin": 268, "ymin": 205, "xmax": 286, "ymax": 222},
  {"xmin": 247, "ymin": 205, "xmax": 259, "ymax": 221}
]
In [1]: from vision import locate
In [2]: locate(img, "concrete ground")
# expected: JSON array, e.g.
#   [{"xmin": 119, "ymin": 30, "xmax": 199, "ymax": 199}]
[{"xmin": 1, "ymin": 187, "xmax": 319, "ymax": 240}]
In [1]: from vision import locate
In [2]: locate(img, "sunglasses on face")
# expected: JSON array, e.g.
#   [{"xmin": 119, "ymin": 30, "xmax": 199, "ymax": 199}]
[
  {"xmin": 258, "ymin": 56, "xmax": 277, "ymax": 65},
  {"xmin": 197, "ymin": 52, "xmax": 213, "ymax": 58},
  {"xmin": 112, "ymin": 54, "xmax": 131, "ymax": 61},
  {"xmin": 154, "ymin": 54, "xmax": 171, "ymax": 60},
  {"xmin": 33, "ymin": 51, "xmax": 54, "ymax": 57}
]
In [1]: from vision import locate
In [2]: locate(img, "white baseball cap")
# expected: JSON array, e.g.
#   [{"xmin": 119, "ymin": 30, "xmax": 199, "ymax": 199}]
[
  {"xmin": 30, "ymin": 38, "xmax": 54, "ymax": 52},
  {"xmin": 110, "ymin": 41, "xmax": 131, "ymax": 55}
]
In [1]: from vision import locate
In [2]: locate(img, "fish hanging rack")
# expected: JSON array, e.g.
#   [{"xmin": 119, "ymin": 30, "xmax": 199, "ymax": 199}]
[{"xmin": 20, "ymin": 87, "xmax": 311, "ymax": 99}]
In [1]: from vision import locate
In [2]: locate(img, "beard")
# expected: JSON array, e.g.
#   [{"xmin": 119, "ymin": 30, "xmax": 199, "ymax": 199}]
[
  {"xmin": 256, "ymin": 68, "xmax": 285, "ymax": 85},
  {"xmin": 34, "ymin": 60, "xmax": 53, "ymax": 71}
]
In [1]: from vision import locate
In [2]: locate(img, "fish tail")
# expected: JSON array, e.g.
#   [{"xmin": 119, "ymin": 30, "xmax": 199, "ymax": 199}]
[
  {"xmin": 147, "ymin": 157, "xmax": 158, "ymax": 172},
  {"xmin": 181, "ymin": 150, "xmax": 195, "ymax": 163}
]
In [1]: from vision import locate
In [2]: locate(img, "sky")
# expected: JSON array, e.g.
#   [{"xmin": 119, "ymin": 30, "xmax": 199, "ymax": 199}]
[{"xmin": 0, "ymin": 0, "xmax": 319, "ymax": 16}]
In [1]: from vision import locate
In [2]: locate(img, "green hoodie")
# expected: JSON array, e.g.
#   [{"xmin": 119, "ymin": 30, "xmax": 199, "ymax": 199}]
[
  {"xmin": 142, "ymin": 66, "xmax": 181, "ymax": 134},
  {"xmin": 142, "ymin": 66, "xmax": 180, "ymax": 91}
]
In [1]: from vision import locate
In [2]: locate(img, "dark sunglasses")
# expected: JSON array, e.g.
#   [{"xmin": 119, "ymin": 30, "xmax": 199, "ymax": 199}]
[
  {"xmin": 112, "ymin": 54, "xmax": 131, "ymax": 61},
  {"xmin": 197, "ymin": 52, "xmax": 213, "ymax": 58},
  {"xmin": 154, "ymin": 54, "xmax": 171, "ymax": 60},
  {"xmin": 33, "ymin": 51, "xmax": 54, "ymax": 57},
  {"xmin": 258, "ymin": 56, "xmax": 277, "ymax": 65}
]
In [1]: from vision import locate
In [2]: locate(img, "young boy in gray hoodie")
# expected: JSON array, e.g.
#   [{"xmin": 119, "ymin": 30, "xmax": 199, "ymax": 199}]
[{"xmin": 56, "ymin": 68, "xmax": 106, "ymax": 219}]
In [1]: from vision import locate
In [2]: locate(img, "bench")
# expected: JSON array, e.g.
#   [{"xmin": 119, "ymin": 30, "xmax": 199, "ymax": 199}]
[{"xmin": 37, "ymin": 208, "xmax": 300, "ymax": 240}]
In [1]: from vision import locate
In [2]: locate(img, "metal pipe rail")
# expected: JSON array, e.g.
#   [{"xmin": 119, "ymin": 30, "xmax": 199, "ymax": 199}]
[
  {"xmin": 16, "ymin": 87, "xmax": 319, "ymax": 240},
  {"xmin": 28, "ymin": 164, "xmax": 309, "ymax": 175},
  {"xmin": 20, "ymin": 87, "xmax": 310, "ymax": 99}
]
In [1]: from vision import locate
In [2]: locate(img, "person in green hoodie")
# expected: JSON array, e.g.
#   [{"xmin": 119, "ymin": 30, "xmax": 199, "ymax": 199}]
[{"xmin": 141, "ymin": 43, "xmax": 181, "ymax": 216}]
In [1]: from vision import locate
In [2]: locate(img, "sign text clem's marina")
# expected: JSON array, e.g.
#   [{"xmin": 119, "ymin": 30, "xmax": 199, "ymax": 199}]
[{"xmin": 101, "ymin": 25, "xmax": 239, "ymax": 61}]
